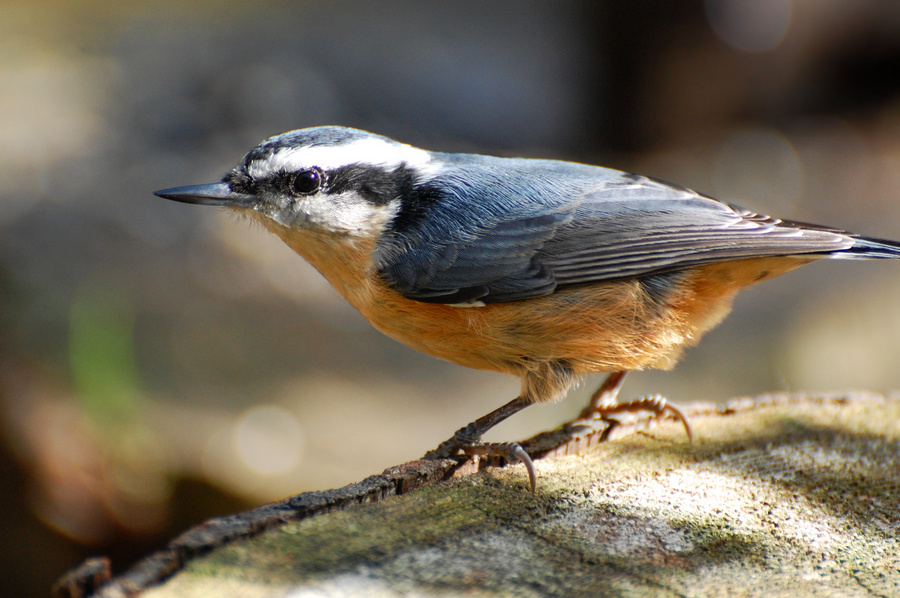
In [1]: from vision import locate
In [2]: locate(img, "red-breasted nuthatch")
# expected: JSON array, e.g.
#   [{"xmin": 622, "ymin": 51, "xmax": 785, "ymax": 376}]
[{"xmin": 156, "ymin": 126, "xmax": 900, "ymax": 491}]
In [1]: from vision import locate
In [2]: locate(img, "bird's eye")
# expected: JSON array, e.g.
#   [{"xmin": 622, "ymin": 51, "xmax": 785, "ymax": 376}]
[{"xmin": 290, "ymin": 168, "xmax": 323, "ymax": 195}]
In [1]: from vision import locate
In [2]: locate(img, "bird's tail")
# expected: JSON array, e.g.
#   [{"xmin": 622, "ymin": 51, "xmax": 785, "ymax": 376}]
[{"xmin": 834, "ymin": 235, "xmax": 900, "ymax": 259}]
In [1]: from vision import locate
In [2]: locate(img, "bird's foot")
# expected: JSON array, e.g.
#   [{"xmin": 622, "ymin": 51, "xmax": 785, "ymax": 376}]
[
  {"xmin": 586, "ymin": 394, "xmax": 694, "ymax": 442},
  {"xmin": 461, "ymin": 441, "xmax": 536, "ymax": 494},
  {"xmin": 565, "ymin": 371, "xmax": 693, "ymax": 443},
  {"xmin": 423, "ymin": 425, "xmax": 536, "ymax": 493}
]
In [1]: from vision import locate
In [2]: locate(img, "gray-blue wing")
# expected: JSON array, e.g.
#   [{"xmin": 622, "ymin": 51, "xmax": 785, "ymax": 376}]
[{"xmin": 376, "ymin": 165, "xmax": 856, "ymax": 304}]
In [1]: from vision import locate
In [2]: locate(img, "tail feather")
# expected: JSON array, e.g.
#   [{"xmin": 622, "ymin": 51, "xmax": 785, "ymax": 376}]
[
  {"xmin": 776, "ymin": 216, "xmax": 900, "ymax": 259},
  {"xmin": 835, "ymin": 235, "xmax": 900, "ymax": 259}
]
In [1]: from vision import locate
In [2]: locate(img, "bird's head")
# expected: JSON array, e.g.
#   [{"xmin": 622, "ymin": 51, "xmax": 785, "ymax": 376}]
[{"xmin": 155, "ymin": 126, "xmax": 442, "ymax": 240}]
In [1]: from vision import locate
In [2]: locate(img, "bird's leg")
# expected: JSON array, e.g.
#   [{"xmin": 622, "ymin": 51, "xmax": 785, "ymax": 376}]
[
  {"xmin": 574, "ymin": 371, "xmax": 693, "ymax": 442},
  {"xmin": 423, "ymin": 396, "xmax": 537, "ymax": 492},
  {"xmin": 577, "ymin": 370, "xmax": 628, "ymax": 419},
  {"xmin": 424, "ymin": 396, "xmax": 529, "ymax": 459}
]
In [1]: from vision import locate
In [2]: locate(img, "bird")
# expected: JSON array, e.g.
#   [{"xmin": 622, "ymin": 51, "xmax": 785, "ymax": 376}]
[{"xmin": 155, "ymin": 126, "xmax": 900, "ymax": 492}]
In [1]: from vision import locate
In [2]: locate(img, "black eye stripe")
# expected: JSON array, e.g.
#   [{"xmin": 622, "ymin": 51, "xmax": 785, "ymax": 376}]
[
  {"xmin": 326, "ymin": 163, "xmax": 417, "ymax": 206},
  {"xmin": 255, "ymin": 163, "xmax": 416, "ymax": 206}
]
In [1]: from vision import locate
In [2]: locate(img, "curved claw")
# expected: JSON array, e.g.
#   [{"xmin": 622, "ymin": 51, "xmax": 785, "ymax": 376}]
[
  {"xmin": 662, "ymin": 401, "xmax": 693, "ymax": 443},
  {"xmin": 454, "ymin": 442, "xmax": 538, "ymax": 493},
  {"xmin": 640, "ymin": 394, "xmax": 693, "ymax": 443},
  {"xmin": 506, "ymin": 443, "xmax": 536, "ymax": 494}
]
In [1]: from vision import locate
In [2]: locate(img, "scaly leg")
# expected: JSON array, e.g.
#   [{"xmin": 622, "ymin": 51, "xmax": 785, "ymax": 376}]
[{"xmin": 423, "ymin": 396, "xmax": 537, "ymax": 492}]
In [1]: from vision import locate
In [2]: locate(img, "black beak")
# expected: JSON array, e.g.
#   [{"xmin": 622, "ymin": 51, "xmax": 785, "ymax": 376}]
[{"xmin": 153, "ymin": 183, "xmax": 255, "ymax": 206}]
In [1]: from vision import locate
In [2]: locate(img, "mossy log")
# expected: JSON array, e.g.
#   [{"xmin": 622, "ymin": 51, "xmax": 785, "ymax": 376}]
[{"xmin": 57, "ymin": 392, "xmax": 900, "ymax": 597}]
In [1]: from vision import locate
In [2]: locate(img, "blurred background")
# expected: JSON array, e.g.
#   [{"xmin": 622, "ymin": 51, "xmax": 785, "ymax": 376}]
[{"xmin": 3, "ymin": 0, "xmax": 900, "ymax": 594}]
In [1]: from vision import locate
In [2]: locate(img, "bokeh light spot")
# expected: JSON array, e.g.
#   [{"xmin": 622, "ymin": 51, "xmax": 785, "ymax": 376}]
[
  {"xmin": 233, "ymin": 405, "xmax": 304, "ymax": 475},
  {"xmin": 706, "ymin": 0, "xmax": 792, "ymax": 53}
]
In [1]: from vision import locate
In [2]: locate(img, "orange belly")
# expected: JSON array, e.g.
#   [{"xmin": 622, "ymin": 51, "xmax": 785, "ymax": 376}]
[{"xmin": 359, "ymin": 256, "xmax": 810, "ymax": 378}]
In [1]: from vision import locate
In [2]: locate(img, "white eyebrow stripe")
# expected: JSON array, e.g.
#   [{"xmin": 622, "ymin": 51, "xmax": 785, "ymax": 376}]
[{"xmin": 248, "ymin": 137, "xmax": 440, "ymax": 179}]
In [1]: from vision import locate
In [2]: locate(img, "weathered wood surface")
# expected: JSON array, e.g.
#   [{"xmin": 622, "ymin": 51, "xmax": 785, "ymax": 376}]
[{"xmin": 62, "ymin": 392, "xmax": 900, "ymax": 597}]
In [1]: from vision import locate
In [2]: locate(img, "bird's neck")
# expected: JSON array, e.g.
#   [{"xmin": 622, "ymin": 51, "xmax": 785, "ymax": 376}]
[{"xmin": 260, "ymin": 218, "xmax": 380, "ymax": 306}]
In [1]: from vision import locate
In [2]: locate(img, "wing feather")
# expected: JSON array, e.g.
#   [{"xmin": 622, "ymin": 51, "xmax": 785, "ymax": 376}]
[{"xmin": 376, "ymin": 160, "xmax": 854, "ymax": 304}]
